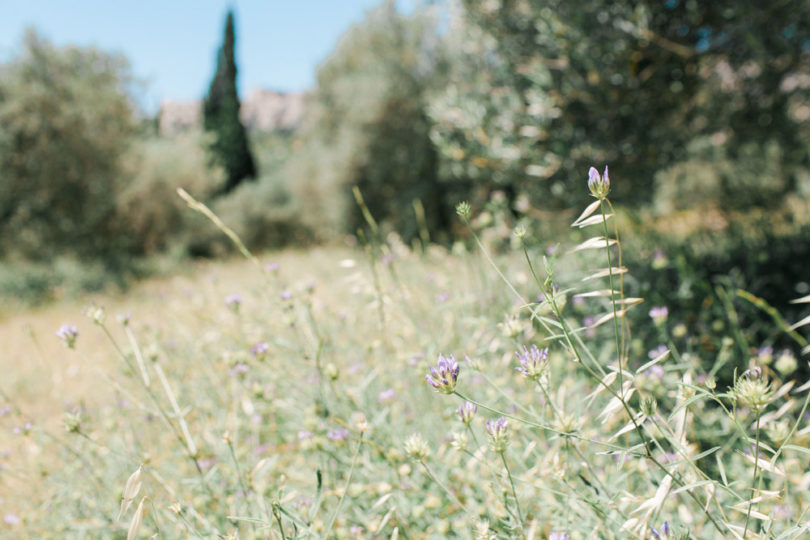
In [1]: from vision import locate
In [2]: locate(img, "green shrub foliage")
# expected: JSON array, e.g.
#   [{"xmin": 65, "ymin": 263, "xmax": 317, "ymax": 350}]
[{"xmin": 0, "ymin": 30, "xmax": 136, "ymax": 260}]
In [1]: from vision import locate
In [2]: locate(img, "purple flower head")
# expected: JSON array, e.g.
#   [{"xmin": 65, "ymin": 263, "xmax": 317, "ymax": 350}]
[
  {"xmin": 515, "ymin": 345, "xmax": 550, "ymax": 382},
  {"xmin": 281, "ymin": 290, "xmax": 292, "ymax": 301},
  {"xmin": 648, "ymin": 364, "xmax": 665, "ymax": 379},
  {"xmin": 251, "ymin": 342, "xmax": 269, "ymax": 358},
  {"xmin": 437, "ymin": 291, "xmax": 450, "ymax": 304},
  {"xmin": 225, "ymin": 294, "xmax": 242, "ymax": 311},
  {"xmin": 587, "ymin": 165, "xmax": 610, "ymax": 199},
  {"xmin": 549, "ymin": 533, "xmax": 570, "ymax": 540},
  {"xmin": 228, "ymin": 363, "xmax": 250, "ymax": 376},
  {"xmin": 56, "ymin": 324, "xmax": 78, "ymax": 349},
  {"xmin": 327, "ymin": 428, "xmax": 349, "ymax": 442},
  {"xmin": 648, "ymin": 345, "xmax": 669, "ymax": 359},
  {"xmin": 425, "ymin": 354, "xmax": 460, "ymax": 394},
  {"xmin": 485, "ymin": 416, "xmax": 509, "ymax": 453},
  {"xmin": 3, "ymin": 514, "xmax": 21, "ymax": 526},
  {"xmin": 649, "ymin": 306, "xmax": 669, "ymax": 324},
  {"xmin": 264, "ymin": 262, "xmax": 280, "ymax": 273},
  {"xmin": 650, "ymin": 521, "xmax": 670, "ymax": 539},
  {"xmin": 377, "ymin": 388, "xmax": 396, "ymax": 403},
  {"xmin": 457, "ymin": 401, "xmax": 477, "ymax": 424}
]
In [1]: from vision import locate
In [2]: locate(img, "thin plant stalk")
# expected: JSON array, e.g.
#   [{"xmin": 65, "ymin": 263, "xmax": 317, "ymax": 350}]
[
  {"xmin": 500, "ymin": 453, "xmax": 523, "ymax": 525},
  {"xmin": 325, "ymin": 433, "xmax": 364, "ymax": 533},
  {"xmin": 600, "ymin": 199, "xmax": 625, "ymax": 400},
  {"xmin": 743, "ymin": 412, "xmax": 763, "ymax": 538}
]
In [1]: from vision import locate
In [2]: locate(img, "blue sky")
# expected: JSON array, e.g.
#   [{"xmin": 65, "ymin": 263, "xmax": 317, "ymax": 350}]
[{"xmin": 1, "ymin": 1, "xmax": 415, "ymax": 111}]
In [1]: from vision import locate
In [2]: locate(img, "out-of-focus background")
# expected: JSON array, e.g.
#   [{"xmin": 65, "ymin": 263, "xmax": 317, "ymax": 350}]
[{"xmin": 0, "ymin": 0, "xmax": 808, "ymax": 315}]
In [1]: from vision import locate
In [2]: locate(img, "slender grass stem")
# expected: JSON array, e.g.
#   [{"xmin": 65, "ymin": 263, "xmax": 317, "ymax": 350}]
[
  {"xmin": 600, "ymin": 200, "xmax": 624, "ymax": 400},
  {"xmin": 325, "ymin": 433, "xmax": 364, "ymax": 533},
  {"xmin": 743, "ymin": 412, "xmax": 762, "ymax": 538},
  {"xmin": 500, "ymin": 453, "xmax": 523, "ymax": 525},
  {"xmin": 419, "ymin": 461, "xmax": 472, "ymax": 516}
]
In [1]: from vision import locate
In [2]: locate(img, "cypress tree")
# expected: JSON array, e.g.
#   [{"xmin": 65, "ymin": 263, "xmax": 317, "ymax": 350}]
[{"xmin": 203, "ymin": 10, "xmax": 257, "ymax": 194}]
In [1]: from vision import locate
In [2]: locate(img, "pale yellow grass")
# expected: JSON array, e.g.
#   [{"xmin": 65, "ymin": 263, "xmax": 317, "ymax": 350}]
[{"xmin": 0, "ymin": 247, "xmax": 361, "ymax": 517}]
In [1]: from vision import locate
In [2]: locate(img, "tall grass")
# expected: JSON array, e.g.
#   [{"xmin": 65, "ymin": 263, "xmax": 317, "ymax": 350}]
[{"xmin": 1, "ymin": 171, "xmax": 809, "ymax": 539}]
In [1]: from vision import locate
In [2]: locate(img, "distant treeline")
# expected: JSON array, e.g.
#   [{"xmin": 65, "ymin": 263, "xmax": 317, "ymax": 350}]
[{"xmin": 1, "ymin": 0, "xmax": 808, "ymax": 269}]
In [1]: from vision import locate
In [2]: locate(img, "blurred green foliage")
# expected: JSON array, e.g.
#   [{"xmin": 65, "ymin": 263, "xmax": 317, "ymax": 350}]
[
  {"xmin": 286, "ymin": 1, "xmax": 446, "ymax": 241},
  {"xmin": 0, "ymin": 30, "xmax": 136, "ymax": 261}
]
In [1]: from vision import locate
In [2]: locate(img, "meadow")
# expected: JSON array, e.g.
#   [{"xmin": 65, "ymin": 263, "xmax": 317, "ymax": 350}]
[{"xmin": 1, "ymin": 183, "xmax": 809, "ymax": 539}]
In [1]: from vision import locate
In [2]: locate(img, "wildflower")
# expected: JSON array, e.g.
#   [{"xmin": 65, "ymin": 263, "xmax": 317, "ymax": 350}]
[
  {"xmin": 425, "ymin": 354, "xmax": 460, "ymax": 394},
  {"xmin": 378, "ymin": 388, "xmax": 396, "ymax": 403},
  {"xmin": 264, "ymin": 261, "xmax": 280, "ymax": 273},
  {"xmin": 116, "ymin": 313, "xmax": 131, "ymax": 326},
  {"xmin": 228, "ymin": 363, "xmax": 249, "ymax": 376},
  {"xmin": 485, "ymin": 416, "xmax": 509, "ymax": 453},
  {"xmin": 587, "ymin": 165, "xmax": 610, "ymax": 199},
  {"xmin": 549, "ymin": 533, "xmax": 570, "ymax": 540},
  {"xmin": 225, "ymin": 294, "xmax": 242, "ymax": 312},
  {"xmin": 456, "ymin": 201, "xmax": 471, "ymax": 218},
  {"xmin": 89, "ymin": 306, "xmax": 106, "ymax": 325},
  {"xmin": 650, "ymin": 521, "xmax": 670, "ymax": 539},
  {"xmin": 451, "ymin": 431, "xmax": 468, "ymax": 451},
  {"xmin": 500, "ymin": 315, "xmax": 523, "ymax": 338},
  {"xmin": 3, "ymin": 514, "xmax": 21, "ymax": 526},
  {"xmin": 515, "ymin": 345, "xmax": 550, "ymax": 382},
  {"xmin": 473, "ymin": 520, "xmax": 496, "ymax": 540},
  {"xmin": 281, "ymin": 290, "xmax": 292, "ymax": 301},
  {"xmin": 766, "ymin": 420, "xmax": 791, "ymax": 446},
  {"xmin": 651, "ymin": 250, "xmax": 668, "ymax": 269},
  {"xmin": 56, "ymin": 324, "xmax": 78, "ymax": 349},
  {"xmin": 648, "ymin": 345, "xmax": 669, "ymax": 359},
  {"xmin": 649, "ymin": 306, "xmax": 669, "ymax": 325},
  {"xmin": 457, "ymin": 401, "xmax": 477, "ymax": 424},
  {"xmin": 732, "ymin": 372, "xmax": 772, "ymax": 414},
  {"xmin": 404, "ymin": 433, "xmax": 430, "ymax": 462},
  {"xmin": 251, "ymin": 342, "xmax": 269, "ymax": 359},
  {"xmin": 327, "ymin": 428, "xmax": 349, "ymax": 442},
  {"xmin": 756, "ymin": 346, "xmax": 774, "ymax": 365},
  {"xmin": 775, "ymin": 349, "xmax": 798, "ymax": 376}
]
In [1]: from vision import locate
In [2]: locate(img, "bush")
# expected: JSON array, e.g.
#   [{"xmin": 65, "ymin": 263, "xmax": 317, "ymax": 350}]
[{"xmin": 0, "ymin": 30, "xmax": 136, "ymax": 260}]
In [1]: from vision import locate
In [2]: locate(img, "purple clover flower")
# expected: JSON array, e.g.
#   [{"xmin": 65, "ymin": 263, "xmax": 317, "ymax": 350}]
[
  {"xmin": 377, "ymin": 388, "xmax": 396, "ymax": 403},
  {"xmin": 515, "ymin": 345, "xmax": 550, "ymax": 382},
  {"xmin": 327, "ymin": 428, "xmax": 349, "ymax": 442},
  {"xmin": 457, "ymin": 401, "xmax": 477, "ymax": 424},
  {"xmin": 425, "ymin": 354, "xmax": 460, "ymax": 394},
  {"xmin": 56, "ymin": 324, "xmax": 78, "ymax": 349},
  {"xmin": 225, "ymin": 294, "xmax": 242, "ymax": 312},
  {"xmin": 649, "ymin": 306, "xmax": 669, "ymax": 324},
  {"xmin": 228, "ymin": 363, "xmax": 250, "ymax": 376},
  {"xmin": 251, "ymin": 342, "xmax": 269, "ymax": 358},
  {"xmin": 485, "ymin": 416, "xmax": 509, "ymax": 453}
]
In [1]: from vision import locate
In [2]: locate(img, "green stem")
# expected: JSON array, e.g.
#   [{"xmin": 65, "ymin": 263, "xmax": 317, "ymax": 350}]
[
  {"xmin": 600, "ymin": 200, "xmax": 624, "ymax": 400},
  {"xmin": 325, "ymin": 433, "xmax": 364, "ymax": 533},
  {"xmin": 743, "ymin": 412, "xmax": 762, "ymax": 538},
  {"xmin": 420, "ymin": 461, "xmax": 472, "ymax": 516},
  {"xmin": 500, "ymin": 453, "xmax": 523, "ymax": 525}
]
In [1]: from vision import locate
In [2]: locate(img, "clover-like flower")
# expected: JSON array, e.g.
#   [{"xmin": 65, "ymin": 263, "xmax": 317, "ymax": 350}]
[
  {"xmin": 404, "ymin": 433, "xmax": 430, "ymax": 462},
  {"xmin": 515, "ymin": 345, "xmax": 550, "ymax": 382},
  {"xmin": 425, "ymin": 354, "xmax": 460, "ymax": 394},
  {"xmin": 485, "ymin": 416, "xmax": 509, "ymax": 453},
  {"xmin": 457, "ymin": 401, "xmax": 477, "ymax": 424},
  {"xmin": 587, "ymin": 165, "xmax": 610, "ymax": 199},
  {"xmin": 649, "ymin": 306, "xmax": 669, "ymax": 325},
  {"xmin": 56, "ymin": 324, "xmax": 78, "ymax": 349}
]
